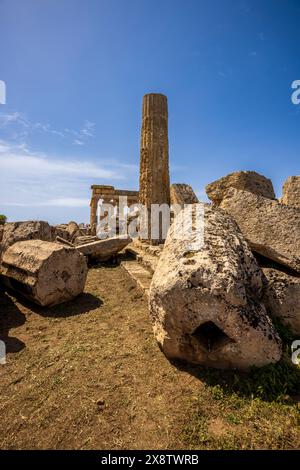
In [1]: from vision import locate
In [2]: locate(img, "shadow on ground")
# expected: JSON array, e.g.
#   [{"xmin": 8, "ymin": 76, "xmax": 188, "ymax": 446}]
[
  {"xmin": 0, "ymin": 290, "xmax": 26, "ymax": 353},
  {"xmin": 172, "ymin": 356, "xmax": 300, "ymax": 403},
  {"xmin": 15, "ymin": 292, "xmax": 103, "ymax": 318}
]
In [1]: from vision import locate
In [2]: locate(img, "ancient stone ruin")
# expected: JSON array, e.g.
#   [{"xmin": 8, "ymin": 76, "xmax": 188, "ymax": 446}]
[
  {"xmin": 90, "ymin": 185, "xmax": 139, "ymax": 234},
  {"xmin": 0, "ymin": 92, "xmax": 299, "ymax": 371}
]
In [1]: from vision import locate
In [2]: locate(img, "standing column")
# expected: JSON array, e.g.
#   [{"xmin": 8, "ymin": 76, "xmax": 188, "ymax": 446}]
[
  {"xmin": 90, "ymin": 196, "xmax": 98, "ymax": 235},
  {"xmin": 139, "ymin": 93, "xmax": 170, "ymax": 243}
]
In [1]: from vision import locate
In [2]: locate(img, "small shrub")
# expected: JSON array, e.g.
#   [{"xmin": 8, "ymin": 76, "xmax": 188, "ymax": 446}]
[{"xmin": 0, "ymin": 214, "xmax": 7, "ymax": 225}]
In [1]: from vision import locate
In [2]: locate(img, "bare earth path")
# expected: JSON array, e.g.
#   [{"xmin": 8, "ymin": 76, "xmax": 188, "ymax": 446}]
[{"xmin": 0, "ymin": 265, "xmax": 199, "ymax": 449}]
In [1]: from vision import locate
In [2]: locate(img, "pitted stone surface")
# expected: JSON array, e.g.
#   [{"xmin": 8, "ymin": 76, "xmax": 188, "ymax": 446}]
[
  {"xmin": 206, "ymin": 171, "xmax": 275, "ymax": 206},
  {"xmin": 280, "ymin": 176, "xmax": 300, "ymax": 209},
  {"xmin": 149, "ymin": 203, "xmax": 281, "ymax": 370},
  {"xmin": 1, "ymin": 240, "xmax": 87, "ymax": 306},
  {"xmin": 220, "ymin": 188, "xmax": 300, "ymax": 273}
]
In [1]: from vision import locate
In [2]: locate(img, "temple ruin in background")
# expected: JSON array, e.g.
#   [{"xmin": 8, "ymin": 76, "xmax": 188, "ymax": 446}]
[
  {"xmin": 90, "ymin": 93, "xmax": 198, "ymax": 242},
  {"xmin": 90, "ymin": 185, "xmax": 139, "ymax": 232}
]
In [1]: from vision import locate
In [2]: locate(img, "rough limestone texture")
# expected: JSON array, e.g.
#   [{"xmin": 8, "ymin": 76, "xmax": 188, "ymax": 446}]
[
  {"xmin": 280, "ymin": 176, "xmax": 300, "ymax": 209},
  {"xmin": 139, "ymin": 94, "xmax": 170, "ymax": 244},
  {"xmin": 73, "ymin": 235, "xmax": 98, "ymax": 246},
  {"xmin": 206, "ymin": 171, "xmax": 275, "ymax": 206},
  {"xmin": 262, "ymin": 267, "xmax": 300, "ymax": 335},
  {"xmin": 149, "ymin": 204, "xmax": 282, "ymax": 370},
  {"xmin": 0, "ymin": 221, "xmax": 52, "ymax": 259},
  {"xmin": 220, "ymin": 189, "xmax": 300, "ymax": 273},
  {"xmin": 52, "ymin": 225, "xmax": 70, "ymax": 241},
  {"xmin": 170, "ymin": 184, "xmax": 199, "ymax": 206},
  {"xmin": 0, "ymin": 240, "xmax": 88, "ymax": 306},
  {"xmin": 76, "ymin": 235, "xmax": 131, "ymax": 262},
  {"xmin": 66, "ymin": 221, "xmax": 80, "ymax": 240}
]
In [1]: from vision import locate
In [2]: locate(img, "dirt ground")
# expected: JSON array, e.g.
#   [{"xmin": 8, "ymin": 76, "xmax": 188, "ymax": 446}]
[
  {"xmin": 0, "ymin": 264, "xmax": 200, "ymax": 449},
  {"xmin": 0, "ymin": 264, "xmax": 299, "ymax": 450}
]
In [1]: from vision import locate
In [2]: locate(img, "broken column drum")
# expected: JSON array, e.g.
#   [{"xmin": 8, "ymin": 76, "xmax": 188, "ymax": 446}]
[
  {"xmin": 149, "ymin": 204, "xmax": 282, "ymax": 370},
  {"xmin": 0, "ymin": 240, "xmax": 88, "ymax": 306}
]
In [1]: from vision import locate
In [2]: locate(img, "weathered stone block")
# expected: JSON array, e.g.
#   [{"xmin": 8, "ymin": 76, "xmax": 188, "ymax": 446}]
[
  {"xmin": 220, "ymin": 189, "xmax": 300, "ymax": 273},
  {"xmin": 76, "ymin": 235, "xmax": 131, "ymax": 261},
  {"xmin": 280, "ymin": 176, "xmax": 300, "ymax": 209},
  {"xmin": 170, "ymin": 184, "xmax": 199, "ymax": 206},
  {"xmin": 206, "ymin": 171, "xmax": 275, "ymax": 206},
  {"xmin": 262, "ymin": 267, "xmax": 300, "ymax": 335},
  {"xmin": 0, "ymin": 221, "xmax": 52, "ymax": 259}
]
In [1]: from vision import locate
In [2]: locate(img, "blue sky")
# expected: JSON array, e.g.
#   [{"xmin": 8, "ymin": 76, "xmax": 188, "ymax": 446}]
[{"xmin": 0, "ymin": 0, "xmax": 299, "ymax": 224}]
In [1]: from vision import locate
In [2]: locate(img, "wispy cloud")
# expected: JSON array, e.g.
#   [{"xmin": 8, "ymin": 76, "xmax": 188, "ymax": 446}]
[
  {"xmin": 0, "ymin": 111, "xmax": 95, "ymax": 146},
  {"xmin": 65, "ymin": 119, "xmax": 95, "ymax": 145}
]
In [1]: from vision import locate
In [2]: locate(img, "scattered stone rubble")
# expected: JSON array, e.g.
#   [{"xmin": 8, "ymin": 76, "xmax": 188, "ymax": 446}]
[
  {"xmin": 1, "ymin": 93, "xmax": 299, "ymax": 372},
  {"xmin": 0, "ymin": 221, "xmax": 53, "ymax": 259},
  {"xmin": 0, "ymin": 220, "xmax": 129, "ymax": 306},
  {"xmin": 73, "ymin": 235, "xmax": 98, "ymax": 246}
]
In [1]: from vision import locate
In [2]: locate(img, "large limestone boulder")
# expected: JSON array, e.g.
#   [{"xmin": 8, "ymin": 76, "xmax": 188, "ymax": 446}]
[
  {"xmin": 206, "ymin": 171, "xmax": 275, "ymax": 206},
  {"xmin": 149, "ymin": 204, "xmax": 281, "ymax": 370},
  {"xmin": 280, "ymin": 176, "xmax": 300, "ymax": 209},
  {"xmin": 262, "ymin": 267, "xmax": 300, "ymax": 335},
  {"xmin": 219, "ymin": 189, "xmax": 300, "ymax": 273},
  {"xmin": 0, "ymin": 240, "xmax": 88, "ymax": 306},
  {"xmin": 0, "ymin": 221, "xmax": 52, "ymax": 258},
  {"xmin": 76, "ymin": 235, "xmax": 131, "ymax": 262},
  {"xmin": 170, "ymin": 184, "xmax": 199, "ymax": 206}
]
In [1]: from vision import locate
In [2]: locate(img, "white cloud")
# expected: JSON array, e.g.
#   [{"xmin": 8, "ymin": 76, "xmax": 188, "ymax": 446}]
[
  {"xmin": 0, "ymin": 148, "xmax": 118, "ymax": 179},
  {"xmin": 65, "ymin": 119, "xmax": 95, "ymax": 145},
  {"xmin": 0, "ymin": 111, "xmax": 27, "ymax": 127},
  {"xmin": 0, "ymin": 140, "xmax": 137, "ymax": 216},
  {"xmin": 4, "ymin": 198, "xmax": 90, "ymax": 208},
  {"xmin": 80, "ymin": 120, "xmax": 95, "ymax": 138}
]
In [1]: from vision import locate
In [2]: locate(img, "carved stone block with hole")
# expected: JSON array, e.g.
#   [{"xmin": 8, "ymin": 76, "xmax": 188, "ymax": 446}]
[{"xmin": 149, "ymin": 204, "xmax": 282, "ymax": 370}]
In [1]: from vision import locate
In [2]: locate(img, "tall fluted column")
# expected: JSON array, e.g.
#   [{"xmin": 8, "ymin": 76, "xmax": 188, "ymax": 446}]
[{"xmin": 139, "ymin": 93, "xmax": 170, "ymax": 243}]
